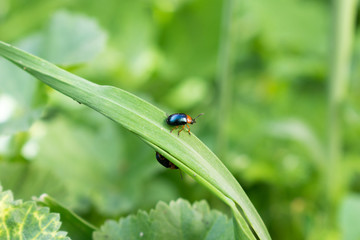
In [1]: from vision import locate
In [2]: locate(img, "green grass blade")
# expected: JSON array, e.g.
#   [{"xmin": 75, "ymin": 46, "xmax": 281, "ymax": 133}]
[
  {"xmin": 326, "ymin": 0, "xmax": 357, "ymax": 229},
  {"xmin": 0, "ymin": 41, "xmax": 271, "ymax": 240}
]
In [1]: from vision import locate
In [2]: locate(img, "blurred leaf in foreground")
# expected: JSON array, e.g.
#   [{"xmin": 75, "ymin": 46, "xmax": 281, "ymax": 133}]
[
  {"xmin": 339, "ymin": 194, "xmax": 360, "ymax": 240},
  {"xmin": 93, "ymin": 199, "xmax": 234, "ymax": 240},
  {"xmin": 0, "ymin": 185, "xmax": 69, "ymax": 240}
]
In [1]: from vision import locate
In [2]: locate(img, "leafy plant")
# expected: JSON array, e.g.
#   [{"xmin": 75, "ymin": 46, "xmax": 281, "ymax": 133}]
[
  {"xmin": 3, "ymin": 0, "xmax": 358, "ymax": 238},
  {"xmin": 93, "ymin": 199, "xmax": 234, "ymax": 240},
  {"xmin": 0, "ymin": 40, "xmax": 270, "ymax": 239},
  {"xmin": 0, "ymin": 186, "xmax": 237, "ymax": 240},
  {"xmin": 36, "ymin": 194, "xmax": 96, "ymax": 240},
  {"xmin": 0, "ymin": 186, "xmax": 69, "ymax": 240}
]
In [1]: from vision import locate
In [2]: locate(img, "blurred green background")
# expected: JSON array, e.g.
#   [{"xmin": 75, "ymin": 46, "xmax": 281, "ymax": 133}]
[{"xmin": 1, "ymin": 0, "xmax": 360, "ymax": 239}]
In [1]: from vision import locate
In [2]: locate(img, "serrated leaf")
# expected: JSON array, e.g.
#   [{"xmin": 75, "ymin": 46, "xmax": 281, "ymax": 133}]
[
  {"xmin": 93, "ymin": 199, "xmax": 234, "ymax": 240},
  {"xmin": 0, "ymin": 41, "xmax": 270, "ymax": 240},
  {"xmin": 0, "ymin": 186, "xmax": 70, "ymax": 240},
  {"xmin": 36, "ymin": 194, "xmax": 96, "ymax": 240}
]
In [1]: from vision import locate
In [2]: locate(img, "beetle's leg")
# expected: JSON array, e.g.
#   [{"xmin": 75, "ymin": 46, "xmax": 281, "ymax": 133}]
[
  {"xmin": 186, "ymin": 124, "xmax": 191, "ymax": 135},
  {"xmin": 178, "ymin": 125, "xmax": 185, "ymax": 136},
  {"xmin": 170, "ymin": 126, "xmax": 179, "ymax": 133}
]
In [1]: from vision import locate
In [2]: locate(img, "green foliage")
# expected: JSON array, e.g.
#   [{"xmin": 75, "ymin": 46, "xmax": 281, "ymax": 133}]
[
  {"xmin": 93, "ymin": 199, "xmax": 234, "ymax": 240},
  {"xmin": 0, "ymin": 0, "xmax": 360, "ymax": 239},
  {"xmin": 339, "ymin": 194, "xmax": 360, "ymax": 240},
  {"xmin": 40, "ymin": 11, "xmax": 106, "ymax": 65},
  {"xmin": 0, "ymin": 57, "xmax": 46, "ymax": 135},
  {"xmin": 0, "ymin": 10, "xmax": 106, "ymax": 135},
  {"xmin": 0, "ymin": 40, "xmax": 268, "ymax": 239},
  {"xmin": 0, "ymin": 186, "xmax": 69, "ymax": 240},
  {"xmin": 36, "ymin": 194, "xmax": 96, "ymax": 240},
  {"xmin": 0, "ymin": 162, "xmax": 67, "ymax": 203}
]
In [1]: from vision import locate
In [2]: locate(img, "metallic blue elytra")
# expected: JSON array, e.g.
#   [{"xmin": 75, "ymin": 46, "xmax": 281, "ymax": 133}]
[
  {"xmin": 166, "ymin": 113, "xmax": 188, "ymax": 126},
  {"xmin": 166, "ymin": 113, "xmax": 204, "ymax": 136}
]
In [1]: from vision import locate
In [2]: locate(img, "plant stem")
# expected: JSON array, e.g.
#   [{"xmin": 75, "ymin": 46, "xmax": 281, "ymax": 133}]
[
  {"xmin": 326, "ymin": 0, "xmax": 356, "ymax": 227},
  {"xmin": 216, "ymin": 0, "xmax": 233, "ymax": 159}
]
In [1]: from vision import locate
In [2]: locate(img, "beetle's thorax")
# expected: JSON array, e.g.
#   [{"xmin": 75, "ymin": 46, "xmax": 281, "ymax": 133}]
[{"xmin": 186, "ymin": 115, "xmax": 193, "ymax": 124}]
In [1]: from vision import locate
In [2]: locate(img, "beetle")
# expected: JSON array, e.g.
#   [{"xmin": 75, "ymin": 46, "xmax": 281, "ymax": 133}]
[
  {"xmin": 155, "ymin": 152, "xmax": 183, "ymax": 178},
  {"xmin": 155, "ymin": 152, "xmax": 178, "ymax": 169},
  {"xmin": 166, "ymin": 113, "xmax": 204, "ymax": 136}
]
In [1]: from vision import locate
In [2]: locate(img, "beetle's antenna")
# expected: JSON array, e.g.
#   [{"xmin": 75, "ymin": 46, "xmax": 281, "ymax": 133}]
[{"xmin": 193, "ymin": 113, "xmax": 204, "ymax": 120}]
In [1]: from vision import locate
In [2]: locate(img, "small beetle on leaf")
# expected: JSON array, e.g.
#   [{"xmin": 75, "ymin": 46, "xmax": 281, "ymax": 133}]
[
  {"xmin": 156, "ymin": 152, "xmax": 178, "ymax": 169},
  {"xmin": 155, "ymin": 152, "xmax": 182, "ymax": 178},
  {"xmin": 166, "ymin": 113, "xmax": 204, "ymax": 136}
]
